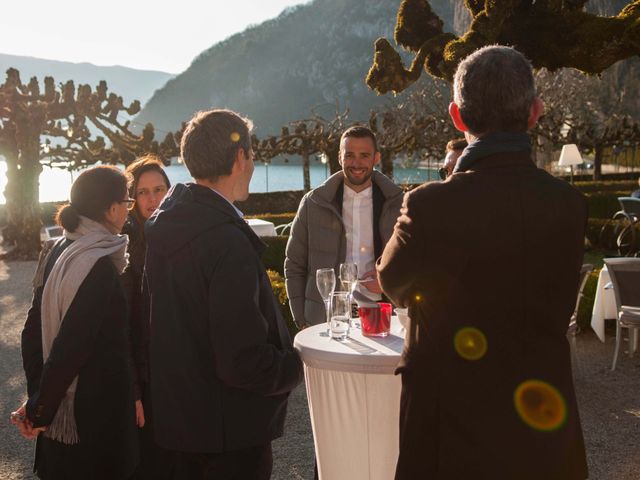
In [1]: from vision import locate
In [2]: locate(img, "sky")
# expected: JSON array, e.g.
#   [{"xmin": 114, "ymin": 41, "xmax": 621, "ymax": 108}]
[{"xmin": 0, "ymin": 0, "xmax": 307, "ymax": 74}]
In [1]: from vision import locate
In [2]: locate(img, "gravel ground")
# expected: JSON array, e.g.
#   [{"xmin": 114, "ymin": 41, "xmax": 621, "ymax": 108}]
[{"xmin": 1, "ymin": 257, "xmax": 638, "ymax": 479}]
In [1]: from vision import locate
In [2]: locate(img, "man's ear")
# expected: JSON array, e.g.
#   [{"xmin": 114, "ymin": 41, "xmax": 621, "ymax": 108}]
[
  {"xmin": 232, "ymin": 148, "xmax": 246, "ymax": 174},
  {"xmin": 373, "ymin": 151, "xmax": 381, "ymax": 166},
  {"xmin": 449, "ymin": 102, "xmax": 469, "ymax": 133},
  {"xmin": 527, "ymin": 98, "xmax": 544, "ymax": 129}
]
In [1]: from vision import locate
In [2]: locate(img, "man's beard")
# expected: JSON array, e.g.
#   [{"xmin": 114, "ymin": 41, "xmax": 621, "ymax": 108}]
[{"xmin": 344, "ymin": 167, "xmax": 373, "ymax": 186}]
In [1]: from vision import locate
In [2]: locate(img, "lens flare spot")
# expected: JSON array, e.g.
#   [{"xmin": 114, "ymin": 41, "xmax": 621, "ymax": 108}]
[
  {"xmin": 514, "ymin": 380, "xmax": 567, "ymax": 432},
  {"xmin": 230, "ymin": 132, "xmax": 241, "ymax": 142},
  {"xmin": 454, "ymin": 327, "xmax": 487, "ymax": 360},
  {"xmin": 414, "ymin": 294, "xmax": 423, "ymax": 302}
]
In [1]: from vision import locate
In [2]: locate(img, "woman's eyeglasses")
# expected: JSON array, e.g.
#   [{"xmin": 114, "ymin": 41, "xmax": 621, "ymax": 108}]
[
  {"xmin": 118, "ymin": 198, "xmax": 136, "ymax": 207},
  {"xmin": 438, "ymin": 167, "xmax": 449, "ymax": 181}
]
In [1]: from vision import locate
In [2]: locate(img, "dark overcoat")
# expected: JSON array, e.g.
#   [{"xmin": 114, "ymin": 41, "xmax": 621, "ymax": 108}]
[
  {"xmin": 22, "ymin": 239, "xmax": 138, "ymax": 480},
  {"xmin": 378, "ymin": 152, "xmax": 589, "ymax": 479},
  {"xmin": 144, "ymin": 183, "xmax": 303, "ymax": 454},
  {"xmin": 121, "ymin": 213, "xmax": 149, "ymax": 399}
]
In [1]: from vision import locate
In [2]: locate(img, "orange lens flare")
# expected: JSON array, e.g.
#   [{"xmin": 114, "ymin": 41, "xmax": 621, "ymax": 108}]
[{"xmin": 514, "ymin": 380, "xmax": 567, "ymax": 432}]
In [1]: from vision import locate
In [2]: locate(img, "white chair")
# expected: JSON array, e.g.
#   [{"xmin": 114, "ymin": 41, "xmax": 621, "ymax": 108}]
[
  {"xmin": 274, "ymin": 222, "xmax": 293, "ymax": 236},
  {"xmin": 567, "ymin": 264, "xmax": 593, "ymax": 377},
  {"xmin": 604, "ymin": 258, "xmax": 640, "ymax": 370},
  {"xmin": 568, "ymin": 264, "xmax": 594, "ymax": 337}
]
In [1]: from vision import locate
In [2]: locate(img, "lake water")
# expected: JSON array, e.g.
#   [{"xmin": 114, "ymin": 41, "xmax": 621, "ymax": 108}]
[{"xmin": 0, "ymin": 161, "xmax": 439, "ymax": 204}]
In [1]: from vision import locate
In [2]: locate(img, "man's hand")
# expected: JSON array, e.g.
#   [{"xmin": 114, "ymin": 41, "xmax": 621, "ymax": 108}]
[
  {"xmin": 135, "ymin": 399, "xmax": 145, "ymax": 428},
  {"xmin": 360, "ymin": 270, "xmax": 383, "ymax": 295}
]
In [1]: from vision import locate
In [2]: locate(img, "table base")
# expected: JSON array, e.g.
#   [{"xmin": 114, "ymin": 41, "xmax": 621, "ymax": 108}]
[{"xmin": 304, "ymin": 365, "xmax": 401, "ymax": 480}]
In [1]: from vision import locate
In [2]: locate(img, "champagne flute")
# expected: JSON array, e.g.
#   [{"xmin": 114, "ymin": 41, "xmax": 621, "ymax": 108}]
[
  {"xmin": 316, "ymin": 268, "xmax": 336, "ymax": 332},
  {"xmin": 339, "ymin": 262, "xmax": 358, "ymax": 326}
]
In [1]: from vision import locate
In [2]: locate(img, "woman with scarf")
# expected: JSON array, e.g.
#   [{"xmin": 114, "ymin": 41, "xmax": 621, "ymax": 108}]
[
  {"xmin": 120, "ymin": 155, "xmax": 170, "ymax": 479},
  {"xmin": 12, "ymin": 166, "xmax": 138, "ymax": 479}
]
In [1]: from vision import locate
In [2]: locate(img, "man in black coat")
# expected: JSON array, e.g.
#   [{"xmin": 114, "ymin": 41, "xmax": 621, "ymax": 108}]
[
  {"xmin": 144, "ymin": 109, "xmax": 303, "ymax": 479},
  {"xmin": 378, "ymin": 46, "xmax": 589, "ymax": 479}
]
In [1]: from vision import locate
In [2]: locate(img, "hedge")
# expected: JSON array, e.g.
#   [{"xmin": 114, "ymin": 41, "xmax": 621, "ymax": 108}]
[
  {"xmin": 267, "ymin": 269, "xmax": 298, "ymax": 336},
  {"xmin": 574, "ymin": 180, "xmax": 636, "ymax": 194},
  {"xmin": 261, "ymin": 235, "xmax": 289, "ymax": 275}
]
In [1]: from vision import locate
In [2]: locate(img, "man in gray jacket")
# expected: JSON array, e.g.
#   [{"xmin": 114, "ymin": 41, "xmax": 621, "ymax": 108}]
[{"xmin": 285, "ymin": 125, "xmax": 403, "ymax": 328}]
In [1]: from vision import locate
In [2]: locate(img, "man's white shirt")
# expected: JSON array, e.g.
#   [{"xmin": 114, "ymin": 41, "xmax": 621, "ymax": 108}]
[{"xmin": 342, "ymin": 184, "xmax": 380, "ymax": 301}]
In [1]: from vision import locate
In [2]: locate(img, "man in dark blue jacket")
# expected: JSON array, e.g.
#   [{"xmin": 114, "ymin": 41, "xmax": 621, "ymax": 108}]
[{"xmin": 144, "ymin": 109, "xmax": 303, "ymax": 479}]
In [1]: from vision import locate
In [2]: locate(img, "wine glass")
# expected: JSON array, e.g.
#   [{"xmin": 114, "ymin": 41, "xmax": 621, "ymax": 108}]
[
  {"xmin": 316, "ymin": 268, "xmax": 336, "ymax": 332},
  {"xmin": 339, "ymin": 262, "xmax": 358, "ymax": 326},
  {"xmin": 329, "ymin": 291, "xmax": 350, "ymax": 341}
]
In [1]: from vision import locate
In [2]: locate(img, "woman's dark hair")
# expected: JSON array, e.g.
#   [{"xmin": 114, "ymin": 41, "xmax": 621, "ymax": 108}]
[
  {"xmin": 125, "ymin": 155, "xmax": 171, "ymax": 212},
  {"xmin": 55, "ymin": 166, "xmax": 128, "ymax": 232}
]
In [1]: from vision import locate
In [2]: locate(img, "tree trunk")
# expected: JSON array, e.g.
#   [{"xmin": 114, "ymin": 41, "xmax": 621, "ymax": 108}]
[
  {"xmin": 380, "ymin": 150, "xmax": 394, "ymax": 178},
  {"xmin": 302, "ymin": 149, "xmax": 311, "ymax": 193},
  {"xmin": 2, "ymin": 140, "xmax": 43, "ymax": 259},
  {"xmin": 593, "ymin": 144, "xmax": 603, "ymax": 180},
  {"xmin": 328, "ymin": 145, "xmax": 340, "ymax": 175}
]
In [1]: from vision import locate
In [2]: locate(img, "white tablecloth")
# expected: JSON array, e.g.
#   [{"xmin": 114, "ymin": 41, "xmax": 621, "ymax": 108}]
[
  {"xmin": 294, "ymin": 318, "xmax": 404, "ymax": 480},
  {"xmin": 246, "ymin": 218, "xmax": 277, "ymax": 237},
  {"xmin": 590, "ymin": 266, "xmax": 617, "ymax": 342}
]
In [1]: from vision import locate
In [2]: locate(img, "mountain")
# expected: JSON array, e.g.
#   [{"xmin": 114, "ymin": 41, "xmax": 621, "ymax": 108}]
[
  {"xmin": 135, "ymin": 0, "xmax": 637, "ymax": 137},
  {"xmin": 135, "ymin": 0, "xmax": 457, "ymax": 136},
  {"xmin": 0, "ymin": 53, "xmax": 174, "ymax": 107}
]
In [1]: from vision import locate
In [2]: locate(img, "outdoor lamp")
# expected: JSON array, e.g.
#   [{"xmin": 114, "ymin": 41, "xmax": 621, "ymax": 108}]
[{"xmin": 558, "ymin": 144, "xmax": 583, "ymax": 183}]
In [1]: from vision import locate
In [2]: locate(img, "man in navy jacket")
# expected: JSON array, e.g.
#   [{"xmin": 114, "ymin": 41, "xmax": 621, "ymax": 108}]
[{"xmin": 144, "ymin": 109, "xmax": 303, "ymax": 479}]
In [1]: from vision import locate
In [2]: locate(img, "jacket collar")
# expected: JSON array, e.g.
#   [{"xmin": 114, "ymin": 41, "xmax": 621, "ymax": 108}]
[
  {"xmin": 459, "ymin": 151, "xmax": 537, "ymax": 172},
  {"xmin": 191, "ymin": 184, "xmax": 267, "ymax": 255},
  {"xmin": 309, "ymin": 170, "xmax": 402, "ymax": 207}
]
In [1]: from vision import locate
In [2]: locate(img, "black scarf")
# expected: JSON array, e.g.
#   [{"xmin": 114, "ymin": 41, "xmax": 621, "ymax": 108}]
[{"xmin": 454, "ymin": 132, "xmax": 532, "ymax": 173}]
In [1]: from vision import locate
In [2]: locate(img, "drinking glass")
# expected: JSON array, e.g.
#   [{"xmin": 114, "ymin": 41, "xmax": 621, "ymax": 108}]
[
  {"xmin": 316, "ymin": 268, "xmax": 336, "ymax": 332},
  {"xmin": 329, "ymin": 291, "xmax": 350, "ymax": 341},
  {"xmin": 359, "ymin": 302, "xmax": 392, "ymax": 337},
  {"xmin": 339, "ymin": 262, "xmax": 358, "ymax": 325}
]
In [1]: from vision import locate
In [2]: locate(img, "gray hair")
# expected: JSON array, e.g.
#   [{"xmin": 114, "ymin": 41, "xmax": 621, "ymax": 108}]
[
  {"xmin": 453, "ymin": 46, "xmax": 535, "ymax": 135},
  {"xmin": 180, "ymin": 109, "xmax": 253, "ymax": 181}
]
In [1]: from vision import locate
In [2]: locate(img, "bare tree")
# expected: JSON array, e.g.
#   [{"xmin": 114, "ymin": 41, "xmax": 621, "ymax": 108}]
[
  {"xmin": 533, "ymin": 68, "xmax": 640, "ymax": 179},
  {"xmin": 371, "ymin": 78, "xmax": 454, "ymax": 177},
  {"xmin": 253, "ymin": 110, "xmax": 348, "ymax": 192},
  {"xmin": 0, "ymin": 69, "xmax": 171, "ymax": 259}
]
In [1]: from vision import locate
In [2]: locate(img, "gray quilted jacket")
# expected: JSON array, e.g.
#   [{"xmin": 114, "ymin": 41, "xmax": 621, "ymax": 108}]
[{"xmin": 284, "ymin": 171, "xmax": 403, "ymax": 328}]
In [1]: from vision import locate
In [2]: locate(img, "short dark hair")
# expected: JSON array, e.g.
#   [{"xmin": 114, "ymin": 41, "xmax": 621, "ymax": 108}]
[
  {"xmin": 446, "ymin": 138, "xmax": 468, "ymax": 152},
  {"xmin": 180, "ymin": 109, "xmax": 253, "ymax": 181},
  {"xmin": 56, "ymin": 166, "xmax": 128, "ymax": 232},
  {"xmin": 340, "ymin": 125, "xmax": 378, "ymax": 152},
  {"xmin": 126, "ymin": 154, "xmax": 171, "ymax": 198},
  {"xmin": 453, "ymin": 45, "xmax": 535, "ymax": 135}
]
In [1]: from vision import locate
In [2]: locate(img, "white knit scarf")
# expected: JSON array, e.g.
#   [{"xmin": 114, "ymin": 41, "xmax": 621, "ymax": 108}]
[{"xmin": 39, "ymin": 216, "xmax": 128, "ymax": 444}]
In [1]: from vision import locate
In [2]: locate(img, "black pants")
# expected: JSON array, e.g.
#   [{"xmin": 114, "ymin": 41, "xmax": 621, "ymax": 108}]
[{"xmin": 170, "ymin": 444, "xmax": 273, "ymax": 480}]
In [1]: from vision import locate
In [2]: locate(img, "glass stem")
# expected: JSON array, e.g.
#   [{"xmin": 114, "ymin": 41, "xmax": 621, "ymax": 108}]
[{"xmin": 325, "ymin": 299, "xmax": 331, "ymax": 332}]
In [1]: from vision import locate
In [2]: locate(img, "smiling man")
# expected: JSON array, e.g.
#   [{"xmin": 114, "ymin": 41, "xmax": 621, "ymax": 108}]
[{"xmin": 284, "ymin": 125, "xmax": 403, "ymax": 328}]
